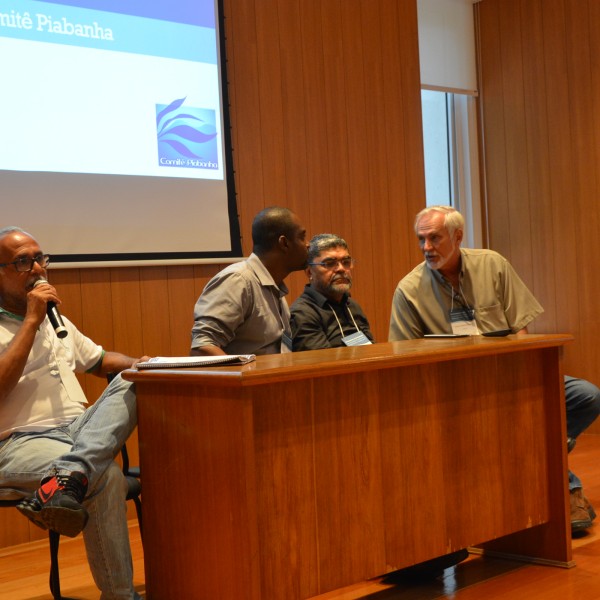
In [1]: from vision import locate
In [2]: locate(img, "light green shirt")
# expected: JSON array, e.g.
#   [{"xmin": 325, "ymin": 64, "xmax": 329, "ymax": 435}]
[{"xmin": 388, "ymin": 248, "xmax": 544, "ymax": 340}]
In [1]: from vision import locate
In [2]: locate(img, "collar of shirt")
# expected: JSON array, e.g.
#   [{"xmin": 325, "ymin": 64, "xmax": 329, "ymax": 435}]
[
  {"xmin": 302, "ymin": 284, "xmax": 350, "ymax": 308},
  {"xmin": 0, "ymin": 307, "xmax": 24, "ymax": 321},
  {"xmin": 428, "ymin": 249, "xmax": 466, "ymax": 290},
  {"xmin": 247, "ymin": 253, "xmax": 290, "ymax": 298}
]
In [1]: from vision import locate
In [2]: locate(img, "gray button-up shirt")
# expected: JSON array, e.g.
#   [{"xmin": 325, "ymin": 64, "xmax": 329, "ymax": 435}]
[{"xmin": 191, "ymin": 253, "xmax": 291, "ymax": 355}]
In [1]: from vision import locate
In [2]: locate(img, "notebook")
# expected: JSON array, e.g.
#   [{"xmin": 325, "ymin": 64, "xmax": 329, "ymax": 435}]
[{"xmin": 136, "ymin": 354, "xmax": 256, "ymax": 369}]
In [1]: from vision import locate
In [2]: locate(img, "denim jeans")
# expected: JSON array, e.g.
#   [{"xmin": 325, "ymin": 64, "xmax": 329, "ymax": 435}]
[
  {"xmin": 0, "ymin": 374, "xmax": 142, "ymax": 600},
  {"xmin": 565, "ymin": 375, "xmax": 600, "ymax": 491}
]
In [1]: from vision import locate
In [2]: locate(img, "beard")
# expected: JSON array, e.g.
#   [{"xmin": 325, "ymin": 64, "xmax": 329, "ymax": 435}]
[
  {"xmin": 327, "ymin": 278, "xmax": 352, "ymax": 296},
  {"xmin": 424, "ymin": 241, "xmax": 458, "ymax": 272}
]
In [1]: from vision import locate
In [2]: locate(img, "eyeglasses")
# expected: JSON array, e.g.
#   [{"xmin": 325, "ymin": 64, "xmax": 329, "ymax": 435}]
[
  {"xmin": 0, "ymin": 254, "xmax": 50, "ymax": 272},
  {"xmin": 308, "ymin": 257, "xmax": 354, "ymax": 270}
]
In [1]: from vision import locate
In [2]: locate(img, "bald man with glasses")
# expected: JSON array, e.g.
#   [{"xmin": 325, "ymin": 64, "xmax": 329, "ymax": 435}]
[{"xmin": 0, "ymin": 226, "xmax": 149, "ymax": 599}]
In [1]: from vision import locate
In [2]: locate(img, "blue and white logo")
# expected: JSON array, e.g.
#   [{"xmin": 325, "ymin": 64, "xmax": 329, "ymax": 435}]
[{"xmin": 156, "ymin": 98, "xmax": 218, "ymax": 170}]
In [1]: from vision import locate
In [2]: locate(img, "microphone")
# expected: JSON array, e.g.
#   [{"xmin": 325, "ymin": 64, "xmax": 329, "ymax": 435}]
[{"xmin": 33, "ymin": 279, "xmax": 68, "ymax": 338}]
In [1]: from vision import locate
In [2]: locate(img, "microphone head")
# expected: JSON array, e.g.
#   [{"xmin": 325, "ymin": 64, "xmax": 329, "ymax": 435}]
[{"xmin": 32, "ymin": 278, "xmax": 69, "ymax": 338}]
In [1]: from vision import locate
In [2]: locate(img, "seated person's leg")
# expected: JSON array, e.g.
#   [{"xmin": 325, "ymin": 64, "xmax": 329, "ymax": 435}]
[
  {"xmin": 60, "ymin": 374, "xmax": 138, "ymax": 482},
  {"xmin": 18, "ymin": 375, "xmax": 138, "ymax": 538},
  {"xmin": 565, "ymin": 376, "xmax": 600, "ymax": 444},
  {"xmin": 5, "ymin": 431, "xmax": 89, "ymax": 536},
  {"xmin": 83, "ymin": 461, "xmax": 141, "ymax": 600},
  {"xmin": 0, "ymin": 432, "xmax": 71, "ymax": 500},
  {"xmin": 17, "ymin": 377, "xmax": 137, "ymax": 537},
  {"xmin": 564, "ymin": 376, "xmax": 600, "ymax": 532}
]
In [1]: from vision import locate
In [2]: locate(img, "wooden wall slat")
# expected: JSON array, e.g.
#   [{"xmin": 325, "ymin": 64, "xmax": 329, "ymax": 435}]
[
  {"xmin": 166, "ymin": 266, "xmax": 197, "ymax": 355},
  {"xmin": 395, "ymin": 0, "xmax": 428, "ymax": 273},
  {"xmin": 277, "ymin": 0, "xmax": 309, "ymax": 214},
  {"xmin": 477, "ymin": 0, "xmax": 600, "ymax": 432},
  {"xmin": 518, "ymin": 0, "xmax": 557, "ymax": 331},
  {"xmin": 222, "ymin": 0, "xmax": 263, "ymax": 245},
  {"xmin": 497, "ymin": 0, "xmax": 534, "ymax": 282},
  {"xmin": 356, "ymin": 0, "xmax": 393, "ymax": 336},
  {"xmin": 79, "ymin": 268, "xmax": 116, "ymax": 402},
  {"xmin": 254, "ymin": 1, "xmax": 287, "ymax": 208},
  {"xmin": 299, "ymin": 1, "xmax": 332, "ymax": 233},
  {"xmin": 337, "ymin": 2, "xmax": 377, "ymax": 332},
  {"xmin": 110, "ymin": 267, "xmax": 144, "ymax": 358},
  {"xmin": 378, "ymin": 0, "xmax": 424, "ymax": 305},
  {"xmin": 564, "ymin": 0, "xmax": 600, "ymax": 377},
  {"xmin": 541, "ymin": 0, "xmax": 581, "ymax": 362},
  {"xmin": 320, "ymin": 0, "xmax": 355, "ymax": 243},
  {"xmin": 478, "ymin": 0, "xmax": 511, "ymax": 257},
  {"xmin": 139, "ymin": 267, "xmax": 172, "ymax": 357}
]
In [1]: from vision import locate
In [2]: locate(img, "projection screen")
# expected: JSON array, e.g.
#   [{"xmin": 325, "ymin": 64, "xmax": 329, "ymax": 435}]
[{"xmin": 0, "ymin": 0, "xmax": 242, "ymax": 266}]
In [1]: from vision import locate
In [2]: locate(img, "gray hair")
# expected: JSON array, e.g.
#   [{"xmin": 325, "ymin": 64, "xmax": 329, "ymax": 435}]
[
  {"xmin": 0, "ymin": 226, "xmax": 30, "ymax": 241},
  {"xmin": 307, "ymin": 233, "xmax": 349, "ymax": 263},
  {"xmin": 414, "ymin": 206, "xmax": 464, "ymax": 237}
]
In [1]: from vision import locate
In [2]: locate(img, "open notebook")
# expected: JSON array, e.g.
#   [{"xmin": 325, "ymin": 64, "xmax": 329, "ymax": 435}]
[{"xmin": 136, "ymin": 354, "xmax": 256, "ymax": 369}]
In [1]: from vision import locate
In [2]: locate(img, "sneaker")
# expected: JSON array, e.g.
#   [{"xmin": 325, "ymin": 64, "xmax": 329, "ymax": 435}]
[
  {"xmin": 571, "ymin": 487, "xmax": 593, "ymax": 532},
  {"xmin": 17, "ymin": 472, "xmax": 89, "ymax": 538}
]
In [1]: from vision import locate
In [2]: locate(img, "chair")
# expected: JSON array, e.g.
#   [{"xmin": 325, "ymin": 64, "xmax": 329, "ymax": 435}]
[
  {"xmin": 121, "ymin": 442, "xmax": 143, "ymax": 531},
  {"xmin": 0, "ymin": 445, "xmax": 141, "ymax": 600}
]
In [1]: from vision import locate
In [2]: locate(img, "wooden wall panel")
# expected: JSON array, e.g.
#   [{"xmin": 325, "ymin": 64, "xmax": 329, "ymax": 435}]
[
  {"xmin": 320, "ymin": 1, "xmax": 354, "ymax": 238},
  {"xmin": 223, "ymin": 0, "xmax": 425, "ymax": 328},
  {"xmin": 564, "ymin": 0, "xmax": 600, "ymax": 379},
  {"xmin": 1, "ymin": 0, "xmax": 425, "ymax": 549},
  {"xmin": 497, "ymin": 1, "xmax": 532, "ymax": 280},
  {"xmin": 477, "ymin": 0, "xmax": 600, "ymax": 430},
  {"xmin": 476, "ymin": 0, "xmax": 511, "ymax": 252},
  {"xmin": 519, "ymin": 0, "xmax": 557, "ymax": 329}
]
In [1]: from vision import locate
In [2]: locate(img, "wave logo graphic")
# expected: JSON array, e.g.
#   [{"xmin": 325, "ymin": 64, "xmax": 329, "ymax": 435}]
[{"xmin": 156, "ymin": 98, "xmax": 219, "ymax": 170}]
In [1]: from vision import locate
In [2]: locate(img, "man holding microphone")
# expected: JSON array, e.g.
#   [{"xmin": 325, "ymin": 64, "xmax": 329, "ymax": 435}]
[{"xmin": 0, "ymin": 226, "xmax": 148, "ymax": 600}]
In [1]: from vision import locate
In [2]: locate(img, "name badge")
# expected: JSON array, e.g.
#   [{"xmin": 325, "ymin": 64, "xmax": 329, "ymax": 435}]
[
  {"xmin": 341, "ymin": 331, "xmax": 372, "ymax": 346},
  {"xmin": 450, "ymin": 307, "xmax": 479, "ymax": 336}
]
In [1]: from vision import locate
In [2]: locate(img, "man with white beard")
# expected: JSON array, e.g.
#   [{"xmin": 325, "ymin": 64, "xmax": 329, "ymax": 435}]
[{"xmin": 389, "ymin": 205, "xmax": 600, "ymax": 533}]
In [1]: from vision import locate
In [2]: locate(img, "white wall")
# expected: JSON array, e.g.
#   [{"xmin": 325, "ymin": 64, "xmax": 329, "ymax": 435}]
[{"xmin": 417, "ymin": 0, "xmax": 478, "ymax": 94}]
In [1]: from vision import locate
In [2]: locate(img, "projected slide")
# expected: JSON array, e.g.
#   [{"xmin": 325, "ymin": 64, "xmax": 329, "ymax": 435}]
[{"xmin": 0, "ymin": 0, "xmax": 224, "ymax": 179}]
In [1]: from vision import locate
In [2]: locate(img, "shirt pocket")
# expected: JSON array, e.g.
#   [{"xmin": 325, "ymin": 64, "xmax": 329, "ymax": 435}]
[{"xmin": 476, "ymin": 303, "xmax": 510, "ymax": 333}]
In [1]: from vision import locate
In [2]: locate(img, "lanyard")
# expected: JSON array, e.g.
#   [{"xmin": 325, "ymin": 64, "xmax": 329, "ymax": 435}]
[
  {"xmin": 327, "ymin": 302, "xmax": 362, "ymax": 338},
  {"xmin": 446, "ymin": 279, "xmax": 474, "ymax": 314}
]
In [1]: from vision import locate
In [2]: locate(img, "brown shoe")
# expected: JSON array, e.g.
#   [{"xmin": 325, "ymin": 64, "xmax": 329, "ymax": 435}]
[
  {"xmin": 571, "ymin": 488, "xmax": 593, "ymax": 532},
  {"xmin": 584, "ymin": 495, "xmax": 596, "ymax": 521}
]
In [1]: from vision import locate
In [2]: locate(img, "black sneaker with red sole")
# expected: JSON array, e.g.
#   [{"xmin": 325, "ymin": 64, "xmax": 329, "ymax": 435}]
[{"xmin": 17, "ymin": 471, "xmax": 89, "ymax": 538}]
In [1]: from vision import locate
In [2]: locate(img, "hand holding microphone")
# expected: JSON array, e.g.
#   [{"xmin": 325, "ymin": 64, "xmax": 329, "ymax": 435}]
[{"xmin": 33, "ymin": 279, "xmax": 68, "ymax": 338}]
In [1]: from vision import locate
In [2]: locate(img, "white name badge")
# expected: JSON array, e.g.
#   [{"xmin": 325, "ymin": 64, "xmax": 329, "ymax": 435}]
[
  {"xmin": 451, "ymin": 319, "xmax": 479, "ymax": 335},
  {"xmin": 450, "ymin": 307, "xmax": 480, "ymax": 336},
  {"xmin": 342, "ymin": 331, "xmax": 372, "ymax": 346}
]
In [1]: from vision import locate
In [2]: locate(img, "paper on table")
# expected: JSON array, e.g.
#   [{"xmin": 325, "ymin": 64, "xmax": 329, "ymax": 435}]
[{"xmin": 136, "ymin": 354, "xmax": 256, "ymax": 369}]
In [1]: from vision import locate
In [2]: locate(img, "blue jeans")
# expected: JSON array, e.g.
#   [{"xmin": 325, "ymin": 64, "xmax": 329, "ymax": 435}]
[
  {"xmin": 565, "ymin": 375, "xmax": 600, "ymax": 491},
  {"xmin": 0, "ymin": 374, "xmax": 142, "ymax": 600}
]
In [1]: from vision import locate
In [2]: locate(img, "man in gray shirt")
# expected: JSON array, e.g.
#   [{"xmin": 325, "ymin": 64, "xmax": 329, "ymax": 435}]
[{"xmin": 191, "ymin": 206, "xmax": 308, "ymax": 356}]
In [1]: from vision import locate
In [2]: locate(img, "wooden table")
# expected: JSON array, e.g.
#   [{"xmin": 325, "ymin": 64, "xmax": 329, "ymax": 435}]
[{"xmin": 123, "ymin": 334, "xmax": 574, "ymax": 599}]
